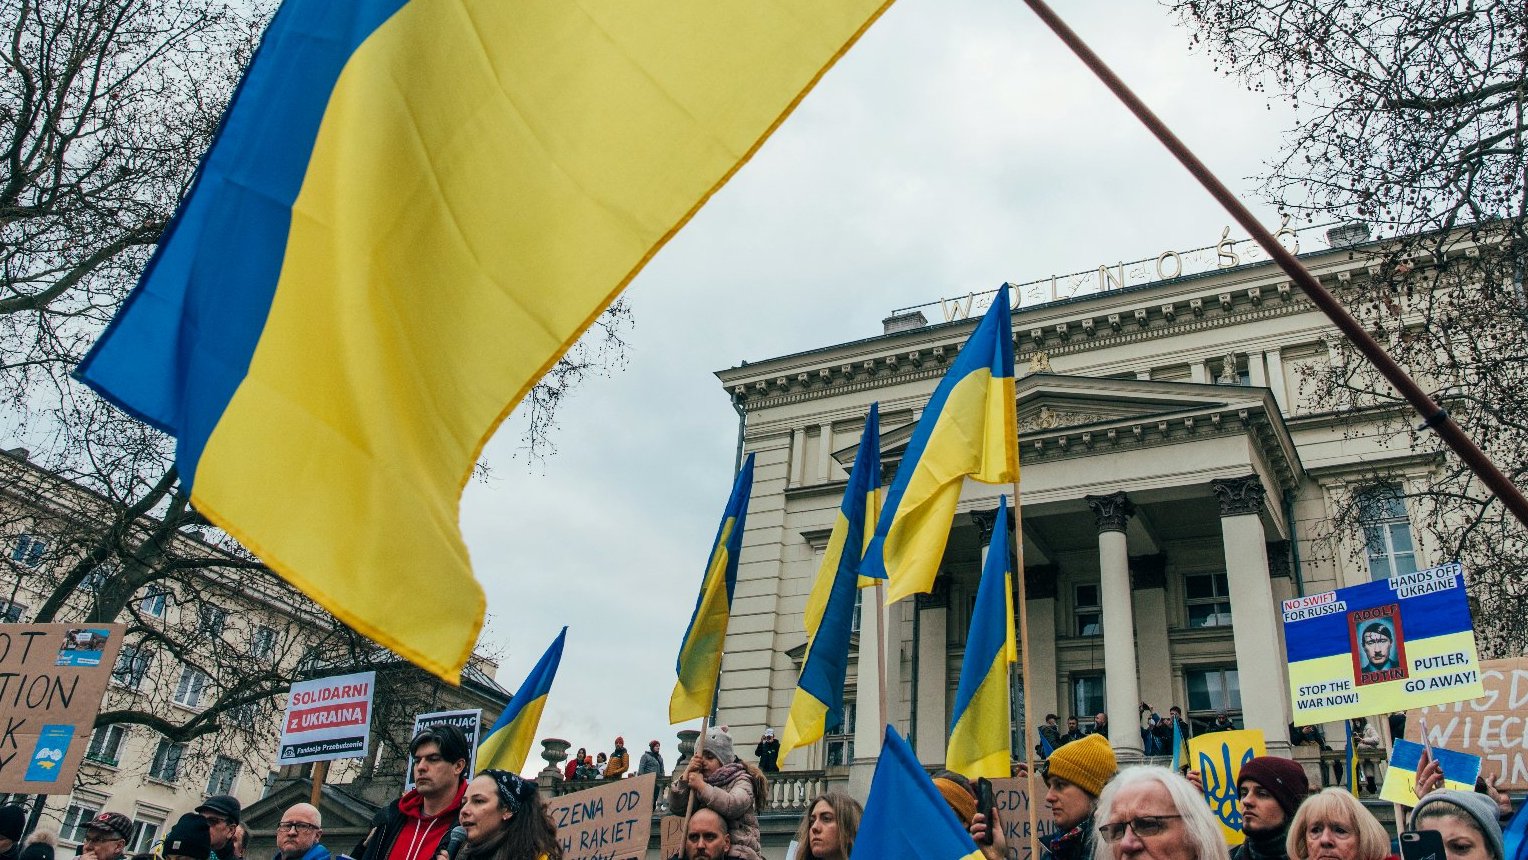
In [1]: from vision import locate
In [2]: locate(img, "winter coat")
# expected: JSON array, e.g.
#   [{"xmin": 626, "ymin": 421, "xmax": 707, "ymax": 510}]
[{"xmin": 667, "ymin": 763, "xmax": 763, "ymax": 860}]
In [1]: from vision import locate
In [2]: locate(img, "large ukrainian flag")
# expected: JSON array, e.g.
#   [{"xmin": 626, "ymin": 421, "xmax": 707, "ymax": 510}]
[
  {"xmin": 476, "ymin": 627, "xmax": 566, "ymax": 774},
  {"xmin": 670, "ymin": 454, "xmax": 755, "ymax": 724},
  {"xmin": 75, "ymin": 0, "xmax": 896, "ymax": 682},
  {"xmin": 863, "ymin": 287, "xmax": 1017, "ymax": 603},
  {"xmin": 780, "ymin": 405, "xmax": 880, "ymax": 763},
  {"xmin": 946, "ymin": 494, "xmax": 1016, "ymax": 779},
  {"xmin": 851, "ymin": 726, "xmax": 983, "ymax": 860}
]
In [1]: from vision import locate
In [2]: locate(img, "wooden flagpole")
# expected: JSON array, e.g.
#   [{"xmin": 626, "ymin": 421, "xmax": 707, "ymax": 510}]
[{"xmin": 1012, "ymin": 472, "xmax": 1040, "ymax": 860}]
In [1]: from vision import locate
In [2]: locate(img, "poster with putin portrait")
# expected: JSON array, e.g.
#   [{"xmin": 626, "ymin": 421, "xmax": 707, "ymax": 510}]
[{"xmin": 1283, "ymin": 563, "xmax": 1484, "ymax": 724}]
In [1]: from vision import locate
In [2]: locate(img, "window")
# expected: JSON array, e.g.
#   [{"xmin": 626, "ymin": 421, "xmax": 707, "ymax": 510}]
[
  {"xmin": 173, "ymin": 666, "xmax": 209, "ymax": 709},
  {"xmin": 251, "ymin": 625, "xmax": 277, "ymax": 661},
  {"xmin": 206, "ymin": 755, "xmax": 240, "ymax": 795},
  {"xmin": 197, "ymin": 604, "xmax": 226, "ymax": 638},
  {"xmin": 148, "ymin": 739, "xmax": 184, "ymax": 782},
  {"xmin": 825, "ymin": 701, "xmax": 856, "ymax": 768},
  {"xmin": 1187, "ymin": 667, "xmax": 1242, "ymax": 727},
  {"xmin": 85, "ymin": 725, "xmax": 126, "ymax": 766},
  {"xmin": 1075, "ymin": 583, "xmax": 1101, "ymax": 636},
  {"xmin": 11, "ymin": 534, "xmax": 47, "ymax": 567},
  {"xmin": 1358, "ymin": 485, "xmax": 1418, "ymax": 580},
  {"xmin": 62, "ymin": 803, "xmax": 103, "ymax": 843},
  {"xmin": 1185, "ymin": 573, "xmax": 1232, "ymax": 628},
  {"xmin": 851, "ymin": 590, "xmax": 863, "ymax": 634},
  {"xmin": 79, "ymin": 564, "xmax": 113, "ymax": 592},
  {"xmin": 1072, "ymin": 674, "xmax": 1105, "ymax": 721},
  {"xmin": 113, "ymin": 644, "xmax": 152, "ymax": 690},
  {"xmin": 129, "ymin": 818, "xmax": 163, "ymax": 854},
  {"xmin": 139, "ymin": 589, "xmax": 168, "ymax": 618},
  {"xmin": 0, "ymin": 599, "xmax": 25, "ymax": 623},
  {"xmin": 229, "ymin": 702, "xmax": 258, "ymax": 729}
]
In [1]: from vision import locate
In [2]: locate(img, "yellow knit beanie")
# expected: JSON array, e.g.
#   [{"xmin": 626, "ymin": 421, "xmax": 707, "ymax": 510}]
[{"xmin": 1043, "ymin": 733, "xmax": 1117, "ymax": 797}]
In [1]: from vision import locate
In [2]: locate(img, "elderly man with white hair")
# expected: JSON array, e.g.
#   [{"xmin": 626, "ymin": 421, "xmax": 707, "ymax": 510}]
[
  {"xmin": 1093, "ymin": 766, "xmax": 1230, "ymax": 860},
  {"xmin": 273, "ymin": 804, "xmax": 328, "ymax": 860}
]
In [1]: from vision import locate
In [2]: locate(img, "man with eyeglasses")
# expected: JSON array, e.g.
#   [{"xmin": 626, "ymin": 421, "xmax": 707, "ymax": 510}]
[
  {"xmin": 274, "ymin": 804, "xmax": 328, "ymax": 860},
  {"xmin": 1040, "ymin": 733, "xmax": 1118, "ymax": 860},
  {"xmin": 79, "ymin": 812, "xmax": 132, "ymax": 860},
  {"xmin": 194, "ymin": 795, "xmax": 243, "ymax": 860}
]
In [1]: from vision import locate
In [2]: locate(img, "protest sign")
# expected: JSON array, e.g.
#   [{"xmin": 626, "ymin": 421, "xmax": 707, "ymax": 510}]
[
  {"xmin": 989, "ymin": 772, "xmax": 1058, "ymax": 860},
  {"xmin": 1189, "ymin": 729, "xmax": 1266, "ymax": 846},
  {"xmin": 1378, "ymin": 739, "xmax": 1481, "ymax": 807},
  {"xmin": 1283, "ymin": 563, "xmax": 1484, "ymax": 725},
  {"xmin": 276, "ymin": 670, "xmax": 375, "ymax": 765},
  {"xmin": 545, "ymin": 772, "xmax": 655, "ymax": 860},
  {"xmin": 1407, "ymin": 657, "xmax": 1528, "ymax": 790},
  {"xmin": 0, "ymin": 623, "xmax": 124, "ymax": 793},
  {"xmin": 404, "ymin": 709, "xmax": 481, "ymax": 790},
  {"xmin": 659, "ymin": 815, "xmax": 685, "ymax": 860}
]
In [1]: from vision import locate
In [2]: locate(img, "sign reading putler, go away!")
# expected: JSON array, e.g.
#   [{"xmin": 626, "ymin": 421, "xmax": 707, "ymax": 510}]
[
  {"xmin": 276, "ymin": 671, "xmax": 376, "ymax": 765},
  {"xmin": 1283, "ymin": 563, "xmax": 1484, "ymax": 724}
]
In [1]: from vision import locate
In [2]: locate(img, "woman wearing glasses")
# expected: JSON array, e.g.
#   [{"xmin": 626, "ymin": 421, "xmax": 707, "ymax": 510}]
[
  {"xmin": 1286, "ymin": 789, "xmax": 1392, "ymax": 860},
  {"xmin": 1094, "ymin": 767, "xmax": 1229, "ymax": 860},
  {"xmin": 451, "ymin": 770, "xmax": 561, "ymax": 860}
]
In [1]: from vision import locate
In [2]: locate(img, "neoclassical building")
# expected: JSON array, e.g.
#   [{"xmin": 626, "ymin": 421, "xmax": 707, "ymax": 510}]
[{"xmin": 711, "ymin": 225, "xmax": 1441, "ymax": 786}]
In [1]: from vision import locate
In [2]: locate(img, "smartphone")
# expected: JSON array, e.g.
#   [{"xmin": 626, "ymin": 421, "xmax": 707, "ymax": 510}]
[
  {"xmin": 1401, "ymin": 830, "xmax": 1446, "ymax": 860},
  {"xmin": 976, "ymin": 777, "xmax": 996, "ymax": 845}
]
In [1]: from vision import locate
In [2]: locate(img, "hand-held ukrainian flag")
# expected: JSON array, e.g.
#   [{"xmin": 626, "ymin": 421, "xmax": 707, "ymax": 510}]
[
  {"xmin": 946, "ymin": 495, "xmax": 1016, "ymax": 779},
  {"xmin": 74, "ymin": 0, "xmax": 896, "ymax": 682},
  {"xmin": 477, "ymin": 627, "xmax": 566, "ymax": 773},
  {"xmin": 1171, "ymin": 716, "xmax": 1186, "ymax": 771},
  {"xmin": 781, "ymin": 406, "xmax": 880, "ymax": 762},
  {"xmin": 864, "ymin": 287, "xmax": 1017, "ymax": 603},
  {"xmin": 851, "ymin": 725, "xmax": 983, "ymax": 860},
  {"xmin": 1345, "ymin": 721, "xmax": 1360, "ymax": 794},
  {"xmin": 670, "ymin": 454, "xmax": 755, "ymax": 724}
]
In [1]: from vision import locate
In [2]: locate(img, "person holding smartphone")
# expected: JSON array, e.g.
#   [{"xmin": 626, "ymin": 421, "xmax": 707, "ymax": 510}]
[{"xmin": 1409, "ymin": 792, "xmax": 1504, "ymax": 860}]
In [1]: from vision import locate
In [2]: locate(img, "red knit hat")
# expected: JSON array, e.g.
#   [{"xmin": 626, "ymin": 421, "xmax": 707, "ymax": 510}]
[{"xmin": 1238, "ymin": 756, "xmax": 1309, "ymax": 818}]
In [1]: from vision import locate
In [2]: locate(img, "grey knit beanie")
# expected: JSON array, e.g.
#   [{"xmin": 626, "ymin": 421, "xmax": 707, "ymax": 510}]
[
  {"xmin": 1409, "ymin": 790, "xmax": 1504, "ymax": 860},
  {"xmin": 703, "ymin": 727, "xmax": 736, "ymax": 764}
]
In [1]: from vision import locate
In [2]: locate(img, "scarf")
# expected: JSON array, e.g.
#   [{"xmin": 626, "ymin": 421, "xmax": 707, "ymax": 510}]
[
  {"xmin": 1047, "ymin": 821, "xmax": 1090, "ymax": 860},
  {"xmin": 1238, "ymin": 825, "xmax": 1289, "ymax": 860},
  {"xmin": 705, "ymin": 762, "xmax": 748, "ymax": 788}
]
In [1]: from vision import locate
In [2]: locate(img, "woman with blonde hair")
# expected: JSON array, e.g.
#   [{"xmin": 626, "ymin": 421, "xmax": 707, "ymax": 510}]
[
  {"xmin": 1286, "ymin": 788, "xmax": 1392, "ymax": 860},
  {"xmin": 791, "ymin": 793, "xmax": 861, "ymax": 860},
  {"xmin": 1093, "ymin": 766, "xmax": 1228, "ymax": 860}
]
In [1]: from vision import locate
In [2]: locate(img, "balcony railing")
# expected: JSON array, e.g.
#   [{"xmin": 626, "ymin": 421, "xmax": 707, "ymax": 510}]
[{"xmin": 545, "ymin": 770, "xmax": 831, "ymax": 816}]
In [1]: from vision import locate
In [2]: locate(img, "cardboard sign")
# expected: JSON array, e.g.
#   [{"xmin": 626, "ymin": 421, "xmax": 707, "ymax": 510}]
[
  {"xmin": 1378, "ymin": 739, "xmax": 1481, "ymax": 807},
  {"xmin": 1407, "ymin": 657, "xmax": 1528, "ymax": 790},
  {"xmin": 659, "ymin": 816, "xmax": 685, "ymax": 860},
  {"xmin": 0, "ymin": 623, "xmax": 124, "ymax": 793},
  {"xmin": 1283, "ymin": 563, "xmax": 1484, "ymax": 724},
  {"xmin": 1188, "ymin": 729, "xmax": 1266, "ymax": 846},
  {"xmin": 276, "ymin": 670, "xmax": 375, "ymax": 765},
  {"xmin": 545, "ymin": 772, "xmax": 656, "ymax": 860},
  {"xmin": 405, "ymin": 708, "xmax": 482, "ymax": 790},
  {"xmin": 989, "ymin": 772, "xmax": 1058, "ymax": 860}
]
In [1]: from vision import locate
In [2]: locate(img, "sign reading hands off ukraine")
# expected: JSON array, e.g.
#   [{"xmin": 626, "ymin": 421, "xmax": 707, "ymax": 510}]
[{"xmin": 1283, "ymin": 563, "xmax": 1484, "ymax": 724}]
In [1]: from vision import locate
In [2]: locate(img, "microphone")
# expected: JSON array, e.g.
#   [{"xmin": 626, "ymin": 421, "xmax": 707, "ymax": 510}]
[{"xmin": 439, "ymin": 827, "xmax": 468, "ymax": 860}]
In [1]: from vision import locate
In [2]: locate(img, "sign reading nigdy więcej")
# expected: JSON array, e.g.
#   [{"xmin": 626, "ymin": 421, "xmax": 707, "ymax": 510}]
[
  {"xmin": 1283, "ymin": 563, "xmax": 1483, "ymax": 724},
  {"xmin": 276, "ymin": 671, "xmax": 376, "ymax": 765}
]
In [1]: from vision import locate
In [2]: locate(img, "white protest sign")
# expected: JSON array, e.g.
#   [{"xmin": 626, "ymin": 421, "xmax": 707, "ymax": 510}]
[
  {"xmin": 405, "ymin": 709, "xmax": 482, "ymax": 790},
  {"xmin": 276, "ymin": 670, "xmax": 375, "ymax": 765},
  {"xmin": 545, "ymin": 772, "xmax": 656, "ymax": 860}
]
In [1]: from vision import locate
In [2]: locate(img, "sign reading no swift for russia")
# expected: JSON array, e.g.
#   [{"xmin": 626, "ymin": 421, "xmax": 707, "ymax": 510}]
[{"xmin": 276, "ymin": 671, "xmax": 376, "ymax": 765}]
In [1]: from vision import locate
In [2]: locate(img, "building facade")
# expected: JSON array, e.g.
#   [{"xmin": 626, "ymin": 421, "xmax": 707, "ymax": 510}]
[{"xmin": 712, "ymin": 226, "xmax": 1447, "ymax": 785}]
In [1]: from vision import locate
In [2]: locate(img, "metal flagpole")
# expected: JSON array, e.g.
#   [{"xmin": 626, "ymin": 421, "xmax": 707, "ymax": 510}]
[{"xmin": 1017, "ymin": 0, "xmax": 1528, "ymax": 530}]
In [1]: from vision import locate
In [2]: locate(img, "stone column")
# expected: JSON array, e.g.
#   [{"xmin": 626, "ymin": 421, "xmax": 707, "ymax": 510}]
[
  {"xmin": 1086, "ymin": 492, "xmax": 1143, "ymax": 758},
  {"xmin": 816, "ymin": 422, "xmax": 834, "ymax": 482},
  {"xmin": 1212, "ymin": 476, "xmax": 1294, "ymax": 756},
  {"xmin": 914, "ymin": 585, "xmax": 949, "ymax": 764},
  {"xmin": 1130, "ymin": 555, "xmax": 1173, "ymax": 721},
  {"xmin": 849, "ymin": 574, "xmax": 886, "ymax": 798},
  {"xmin": 1025, "ymin": 566, "xmax": 1060, "ymax": 740}
]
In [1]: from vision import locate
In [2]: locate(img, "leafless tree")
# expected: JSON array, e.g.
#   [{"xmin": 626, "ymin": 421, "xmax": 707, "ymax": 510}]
[{"xmin": 1174, "ymin": 0, "xmax": 1528, "ymax": 654}]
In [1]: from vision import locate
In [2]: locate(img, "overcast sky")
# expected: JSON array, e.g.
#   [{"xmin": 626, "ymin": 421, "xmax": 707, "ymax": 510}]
[{"xmin": 459, "ymin": 0, "xmax": 1299, "ymax": 776}]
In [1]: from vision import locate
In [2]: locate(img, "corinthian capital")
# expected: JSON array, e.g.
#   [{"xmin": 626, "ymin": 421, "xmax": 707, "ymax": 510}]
[
  {"xmin": 1085, "ymin": 491, "xmax": 1134, "ymax": 534},
  {"xmin": 1211, "ymin": 475, "xmax": 1266, "ymax": 517}
]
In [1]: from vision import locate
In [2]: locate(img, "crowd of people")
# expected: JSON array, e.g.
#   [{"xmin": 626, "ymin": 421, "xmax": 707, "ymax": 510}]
[{"xmin": 0, "ymin": 796, "xmax": 251, "ymax": 860}]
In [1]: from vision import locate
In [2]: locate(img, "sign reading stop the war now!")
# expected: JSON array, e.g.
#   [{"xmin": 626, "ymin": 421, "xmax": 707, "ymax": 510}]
[{"xmin": 276, "ymin": 671, "xmax": 375, "ymax": 765}]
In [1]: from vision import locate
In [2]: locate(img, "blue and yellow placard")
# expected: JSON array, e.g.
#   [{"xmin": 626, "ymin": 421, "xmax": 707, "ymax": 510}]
[
  {"xmin": 1378, "ymin": 739, "xmax": 1481, "ymax": 807},
  {"xmin": 1188, "ymin": 729, "xmax": 1266, "ymax": 846},
  {"xmin": 1283, "ymin": 563, "xmax": 1484, "ymax": 725}
]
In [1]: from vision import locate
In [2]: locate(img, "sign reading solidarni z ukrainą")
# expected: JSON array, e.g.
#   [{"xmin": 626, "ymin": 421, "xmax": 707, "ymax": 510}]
[
  {"xmin": 276, "ymin": 671, "xmax": 376, "ymax": 765},
  {"xmin": 1282, "ymin": 563, "xmax": 1484, "ymax": 724}
]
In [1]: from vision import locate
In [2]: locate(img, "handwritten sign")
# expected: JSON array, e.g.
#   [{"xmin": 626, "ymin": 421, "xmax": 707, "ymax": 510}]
[
  {"xmin": 1188, "ymin": 729, "xmax": 1266, "ymax": 846},
  {"xmin": 276, "ymin": 670, "xmax": 375, "ymax": 765},
  {"xmin": 545, "ymin": 772, "xmax": 656, "ymax": 860},
  {"xmin": 659, "ymin": 816, "xmax": 685, "ymax": 860},
  {"xmin": 1283, "ymin": 564, "xmax": 1483, "ymax": 724},
  {"xmin": 1407, "ymin": 657, "xmax": 1528, "ymax": 790},
  {"xmin": 0, "ymin": 623, "xmax": 124, "ymax": 793},
  {"xmin": 405, "ymin": 709, "xmax": 481, "ymax": 790},
  {"xmin": 989, "ymin": 773, "xmax": 1058, "ymax": 860}
]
